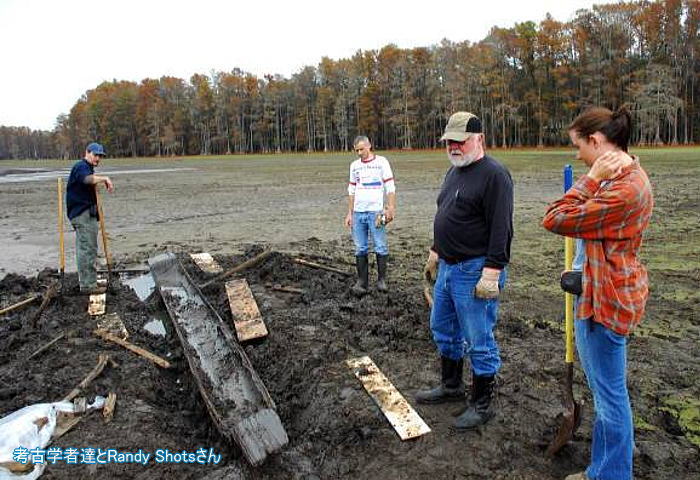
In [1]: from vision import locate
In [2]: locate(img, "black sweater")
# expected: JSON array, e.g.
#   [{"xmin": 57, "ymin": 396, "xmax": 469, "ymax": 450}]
[{"xmin": 432, "ymin": 155, "xmax": 513, "ymax": 269}]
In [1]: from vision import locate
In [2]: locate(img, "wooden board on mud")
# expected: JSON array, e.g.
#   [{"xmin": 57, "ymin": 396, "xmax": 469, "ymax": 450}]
[
  {"xmin": 149, "ymin": 252, "xmax": 288, "ymax": 466},
  {"xmin": 87, "ymin": 293, "xmax": 106, "ymax": 316},
  {"xmin": 190, "ymin": 252, "xmax": 223, "ymax": 273},
  {"xmin": 225, "ymin": 279, "xmax": 268, "ymax": 342},
  {"xmin": 347, "ymin": 356, "xmax": 431, "ymax": 440}
]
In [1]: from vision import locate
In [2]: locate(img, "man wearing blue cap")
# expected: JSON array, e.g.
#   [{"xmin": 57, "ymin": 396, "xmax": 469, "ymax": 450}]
[{"xmin": 66, "ymin": 142, "xmax": 114, "ymax": 294}]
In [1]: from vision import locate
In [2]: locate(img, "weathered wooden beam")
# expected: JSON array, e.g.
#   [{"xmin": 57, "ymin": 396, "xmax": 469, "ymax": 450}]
[
  {"xmin": 88, "ymin": 293, "xmax": 106, "ymax": 316},
  {"xmin": 190, "ymin": 252, "xmax": 223, "ymax": 273},
  {"xmin": 226, "ymin": 279, "xmax": 268, "ymax": 342},
  {"xmin": 347, "ymin": 356, "xmax": 431, "ymax": 440},
  {"xmin": 150, "ymin": 252, "xmax": 288, "ymax": 466}
]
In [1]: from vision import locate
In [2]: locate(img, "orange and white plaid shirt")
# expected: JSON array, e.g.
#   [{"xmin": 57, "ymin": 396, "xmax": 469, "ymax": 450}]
[{"xmin": 542, "ymin": 160, "xmax": 654, "ymax": 335}]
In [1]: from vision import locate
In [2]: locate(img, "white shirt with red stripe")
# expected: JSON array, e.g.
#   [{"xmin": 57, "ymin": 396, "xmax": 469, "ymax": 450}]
[{"xmin": 347, "ymin": 155, "xmax": 396, "ymax": 212}]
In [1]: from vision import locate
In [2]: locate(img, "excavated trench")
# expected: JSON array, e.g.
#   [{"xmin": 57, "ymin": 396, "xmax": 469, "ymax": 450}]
[{"xmin": 0, "ymin": 241, "xmax": 698, "ymax": 479}]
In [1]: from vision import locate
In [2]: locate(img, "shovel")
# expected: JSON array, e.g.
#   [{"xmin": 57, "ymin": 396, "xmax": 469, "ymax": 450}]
[
  {"xmin": 57, "ymin": 177, "xmax": 66, "ymax": 289},
  {"xmin": 546, "ymin": 165, "xmax": 581, "ymax": 456},
  {"xmin": 95, "ymin": 186, "xmax": 113, "ymax": 287}
]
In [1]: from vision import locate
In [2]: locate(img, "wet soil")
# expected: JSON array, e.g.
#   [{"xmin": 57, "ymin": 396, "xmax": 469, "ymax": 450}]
[
  {"xmin": 0, "ymin": 237, "xmax": 698, "ymax": 480},
  {"xmin": 1, "ymin": 149, "xmax": 698, "ymax": 479}
]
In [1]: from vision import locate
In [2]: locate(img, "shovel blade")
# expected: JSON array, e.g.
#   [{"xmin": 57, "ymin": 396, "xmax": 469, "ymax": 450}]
[{"xmin": 546, "ymin": 364, "xmax": 581, "ymax": 456}]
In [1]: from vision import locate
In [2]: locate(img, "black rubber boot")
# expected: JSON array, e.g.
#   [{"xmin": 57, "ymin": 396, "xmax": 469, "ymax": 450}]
[
  {"xmin": 415, "ymin": 357, "xmax": 466, "ymax": 404},
  {"xmin": 454, "ymin": 373, "xmax": 496, "ymax": 430},
  {"xmin": 351, "ymin": 255, "xmax": 369, "ymax": 296},
  {"xmin": 376, "ymin": 254, "xmax": 389, "ymax": 292}
]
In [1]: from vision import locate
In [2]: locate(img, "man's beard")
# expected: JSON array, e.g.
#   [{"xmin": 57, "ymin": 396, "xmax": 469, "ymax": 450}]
[{"xmin": 448, "ymin": 150, "xmax": 479, "ymax": 167}]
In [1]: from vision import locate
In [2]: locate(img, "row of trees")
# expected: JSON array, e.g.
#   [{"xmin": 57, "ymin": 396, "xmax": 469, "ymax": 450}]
[{"xmin": 2, "ymin": 0, "xmax": 698, "ymax": 160}]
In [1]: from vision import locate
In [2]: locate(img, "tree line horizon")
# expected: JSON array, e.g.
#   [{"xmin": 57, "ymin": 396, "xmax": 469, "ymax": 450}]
[{"xmin": 1, "ymin": 0, "xmax": 698, "ymax": 160}]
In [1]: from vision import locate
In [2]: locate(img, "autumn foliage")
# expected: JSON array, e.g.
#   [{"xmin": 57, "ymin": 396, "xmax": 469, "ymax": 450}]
[{"xmin": 1, "ymin": 0, "xmax": 698, "ymax": 159}]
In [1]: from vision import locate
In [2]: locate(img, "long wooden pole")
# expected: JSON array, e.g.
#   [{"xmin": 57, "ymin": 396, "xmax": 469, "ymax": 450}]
[
  {"xmin": 200, "ymin": 250, "xmax": 273, "ymax": 289},
  {"xmin": 0, "ymin": 295, "xmax": 40, "ymax": 316},
  {"xmin": 58, "ymin": 178, "xmax": 65, "ymax": 280},
  {"xmin": 95, "ymin": 187, "xmax": 112, "ymax": 278}
]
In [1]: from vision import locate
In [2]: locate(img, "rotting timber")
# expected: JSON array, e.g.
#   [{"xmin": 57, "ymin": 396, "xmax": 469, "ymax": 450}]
[{"xmin": 148, "ymin": 252, "xmax": 288, "ymax": 466}]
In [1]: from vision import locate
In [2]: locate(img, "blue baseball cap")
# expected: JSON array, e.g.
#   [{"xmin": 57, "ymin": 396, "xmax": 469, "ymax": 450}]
[{"xmin": 86, "ymin": 142, "xmax": 106, "ymax": 156}]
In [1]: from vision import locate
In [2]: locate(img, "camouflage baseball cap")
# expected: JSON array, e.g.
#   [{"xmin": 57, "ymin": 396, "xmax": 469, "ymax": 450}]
[{"xmin": 440, "ymin": 112, "xmax": 483, "ymax": 142}]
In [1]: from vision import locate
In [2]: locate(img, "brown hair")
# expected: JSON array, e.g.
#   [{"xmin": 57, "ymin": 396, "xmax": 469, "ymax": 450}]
[{"xmin": 568, "ymin": 106, "xmax": 632, "ymax": 152}]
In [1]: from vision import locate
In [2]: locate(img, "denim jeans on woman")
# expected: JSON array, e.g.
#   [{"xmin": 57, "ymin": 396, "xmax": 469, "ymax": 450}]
[
  {"xmin": 352, "ymin": 211, "xmax": 388, "ymax": 256},
  {"xmin": 575, "ymin": 317, "xmax": 633, "ymax": 480},
  {"xmin": 430, "ymin": 257, "xmax": 506, "ymax": 376}
]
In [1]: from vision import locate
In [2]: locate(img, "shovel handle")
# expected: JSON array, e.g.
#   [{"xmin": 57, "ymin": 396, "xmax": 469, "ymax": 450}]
[
  {"xmin": 564, "ymin": 165, "xmax": 575, "ymax": 363},
  {"xmin": 57, "ymin": 178, "xmax": 65, "ymax": 275},
  {"xmin": 95, "ymin": 187, "xmax": 112, "ymax": 277}
]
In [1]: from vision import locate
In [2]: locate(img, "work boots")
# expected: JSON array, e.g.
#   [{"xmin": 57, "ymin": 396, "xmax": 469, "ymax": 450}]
[
  {"xmin": 376, "ymin": 254, "xmax": 389, "ymax": 292},
  {"xmin": 351, "ymin": 255, "xmax": 369, "ymax": 296},
  {"xmin": 415, "ymin": 356, "xmax": 466, "ymax": 404},
  {"xmin": 454, "ymin": 373, "xmax": 496, "ymax": 430}
]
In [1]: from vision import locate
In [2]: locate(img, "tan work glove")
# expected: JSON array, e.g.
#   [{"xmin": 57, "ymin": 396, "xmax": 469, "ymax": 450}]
[
  {"xmin": 475, "ymin": 267, "xmax": 501, "ymax": 299},
  {"xmin": 423, "ymin": 250, "xmax": 438, "ymax": 283}
]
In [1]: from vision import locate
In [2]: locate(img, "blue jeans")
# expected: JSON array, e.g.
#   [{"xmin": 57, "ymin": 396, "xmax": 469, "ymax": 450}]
[
  {"xmin": 430, "ymin": 257, "xmax": 506, "ymax": 376},
  {"xmin": 352, "ymin": 211, "xmax": 388, "ymax": 256},
  {"xmin": 575, "ymin": 317, "xmax": 633, "ymax": 480}
]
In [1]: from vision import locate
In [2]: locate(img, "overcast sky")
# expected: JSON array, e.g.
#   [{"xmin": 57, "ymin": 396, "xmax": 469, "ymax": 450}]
[{"xmin": 0, "ymin": 0, "xmax": 600, "ymax": 131}]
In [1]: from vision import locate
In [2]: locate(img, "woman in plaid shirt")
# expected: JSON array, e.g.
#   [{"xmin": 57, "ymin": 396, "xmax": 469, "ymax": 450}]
[{"xmin": 543, "ymin": 107, "xmax": 653, "ymax": 480}]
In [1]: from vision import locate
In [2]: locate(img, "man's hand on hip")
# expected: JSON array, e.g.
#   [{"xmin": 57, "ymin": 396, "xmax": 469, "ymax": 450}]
[{"xmin": 475, "ymin": 267, "xmax": 501, "ymax": 299}]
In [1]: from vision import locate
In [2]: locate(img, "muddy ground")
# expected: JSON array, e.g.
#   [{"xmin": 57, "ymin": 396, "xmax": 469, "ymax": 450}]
[{"xmin": 0, "ymin": 149, "xmax": 698, "ymax": 479}]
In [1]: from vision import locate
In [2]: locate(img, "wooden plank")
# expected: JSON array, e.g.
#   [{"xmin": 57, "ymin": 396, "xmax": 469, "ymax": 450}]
[
  {"xmin": 88, "ymin": 293, "xmax": 106, "ymax": 316},
  {"xmin": 225, "ymin": 279, "xmax": 268, "ymax": 342},
  {"xmin": 190, "ymin": 252, "xmax": 223, "ymax": 274},
  {"xmin": 97, "ymin": 313, "xmax": 129, "ymax": 340},
  {"xmin": 347, "ymin": 356, "xmax": 431, "ymax": 440}
]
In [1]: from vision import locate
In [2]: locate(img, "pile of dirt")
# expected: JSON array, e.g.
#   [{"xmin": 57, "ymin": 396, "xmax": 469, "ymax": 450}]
[{"xmin": 1, "ymin": 239, "xmax": 698, "ymax": 479}]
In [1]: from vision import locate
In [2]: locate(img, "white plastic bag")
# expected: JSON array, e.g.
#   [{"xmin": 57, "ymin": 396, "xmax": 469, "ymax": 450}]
[{"xmin": 0, "ymin": 397, "xmax": 105, "ymax": 480}]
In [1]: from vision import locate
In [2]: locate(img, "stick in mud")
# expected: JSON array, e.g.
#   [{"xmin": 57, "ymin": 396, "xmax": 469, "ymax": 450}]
[
  {"xmin": 292, "ymin": 257, "xmax": 352, "ymax": 276},
  {"xmin": 94, "ymin": 329, "xmax": 171, "ymax": 369},
  {"xmin": 200, "ymin": 249, "xmax": 273, "ymax": 289},
  {"xmin": 31, "ymin": 281, "xmax": 59, "ymax": 328},
  {"xmin": 0, "ymin": 294, "xmax": 41, "ymax": 316},
  {"xmin": 62, "ymin": 353, "xmax": 111, "ymax": 402},
  {"xmin": 28, "ymin": 332, "xmax": 66, "ymax": 360},
  {"xmin": 267, "ymin": 284, "xmax": 304, "ymax": 294},
  {"xmin": 103, "ymin": 392, "xmax": 117, "ymax": 422}
]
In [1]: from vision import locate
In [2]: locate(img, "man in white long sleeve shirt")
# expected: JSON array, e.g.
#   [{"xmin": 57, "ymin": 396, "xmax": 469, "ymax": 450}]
[{"xmin": 344, "ymin": 135, "xmax": 396, "ymax": 295}]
